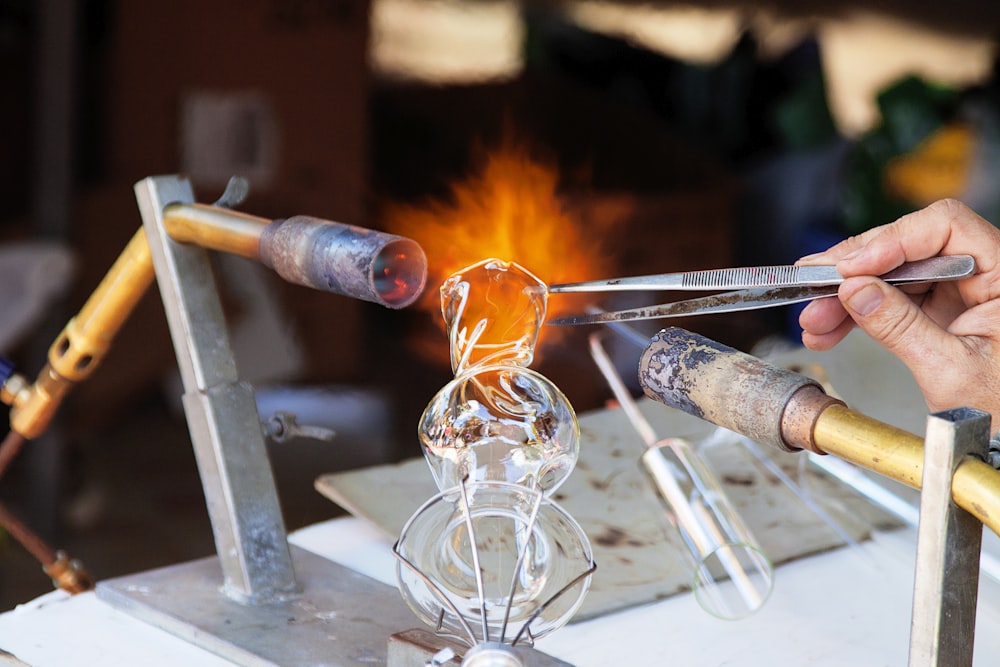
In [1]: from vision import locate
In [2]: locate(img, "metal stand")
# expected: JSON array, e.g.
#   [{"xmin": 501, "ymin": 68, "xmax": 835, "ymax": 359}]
[
  {"xmin": 909, "ymin": 408, "xmax": 990, "ymax": 667},
  {"xmin": 94, "ymin": 176, "xmax": 418, "ymax": 665}
]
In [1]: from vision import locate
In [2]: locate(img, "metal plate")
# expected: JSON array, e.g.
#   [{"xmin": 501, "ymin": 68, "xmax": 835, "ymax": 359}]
[{"xmin": 96, "ymin": 545, "xmax": 419, "ymax": 666}]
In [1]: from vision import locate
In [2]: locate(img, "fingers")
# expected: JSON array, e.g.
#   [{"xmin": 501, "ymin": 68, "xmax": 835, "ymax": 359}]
[
  {"xmin": 799, "ymin": 296, "xmax": 853, "ymax": 350},
  {"xmin": 798, "ymin": 199, "xmax": 1000, "ymax": 274},
  {"xmin": 837, "ymin": 276, "xmax": 959, "ymax": 378},
  {"xmin": 801, "ymin": 316, "xmax": 855, "ymax": 351},
  {"xmin": 837, "ymin": 199, "xmax": 1000, "ymax": 277},
  {"xmin": 795, "ymin": 199, "xmax": 1000, "ymax": 425}
]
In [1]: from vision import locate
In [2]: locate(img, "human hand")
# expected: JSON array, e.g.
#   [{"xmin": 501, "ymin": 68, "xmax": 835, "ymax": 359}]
[{"xmin": 797, "ymin": 199, "xmax": 1000, "ymax": 426}]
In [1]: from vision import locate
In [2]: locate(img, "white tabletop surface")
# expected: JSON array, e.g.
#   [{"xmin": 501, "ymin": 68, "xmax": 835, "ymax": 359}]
[{"xmin": 1, "ymin": 516, "xmax": 999, "ymax": 666}]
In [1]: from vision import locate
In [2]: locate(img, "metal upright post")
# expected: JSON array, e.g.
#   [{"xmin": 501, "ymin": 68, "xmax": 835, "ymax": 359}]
[
  {"xmin": 96, "ymin": 175, "xmax": 421, "ymax": 666},
  {"xmin": 909, "ymin": 407, "xmax": 990, "ymax": 667},
  {"xmin": 134, "ymin": 175, "xmax": 298, "ymax": 602}
]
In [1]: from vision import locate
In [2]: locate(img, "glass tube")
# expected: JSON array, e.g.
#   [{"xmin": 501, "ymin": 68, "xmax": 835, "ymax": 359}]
[
  {"xmin": 586, "ymin": 332, "xmax": 772, "ymax": 620},
  {"xmin": 642, "ymin": 437, "xmax": 774, "ymax": 620}
]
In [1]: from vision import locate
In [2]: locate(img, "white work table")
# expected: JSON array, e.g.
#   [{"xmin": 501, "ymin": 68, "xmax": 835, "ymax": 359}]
[
  {"xmin": 1, "ymin": 515, "xmax": 998, "ymax": 666},
  {"xmin": 3, "ymin": 333, "xmax": 999, "ymax": 665}
]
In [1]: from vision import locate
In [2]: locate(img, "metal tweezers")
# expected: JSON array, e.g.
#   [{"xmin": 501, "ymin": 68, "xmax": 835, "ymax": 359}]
[{"xmin": 546, "ymin": 255, "xmax": 975, "ymax": 326}]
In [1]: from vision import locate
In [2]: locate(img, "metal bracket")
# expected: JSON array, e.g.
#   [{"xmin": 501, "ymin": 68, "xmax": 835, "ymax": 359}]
[
  {"xmin": 909, "ymin": 407, "xmax": 990, "ymax": 667},
  {"xmin": 94, "ymin": 175, "xmax": 420, "ymax": 665},
  {"xmin": 133, "ymin": 174, "xmax": 297, "ymax": 602}
]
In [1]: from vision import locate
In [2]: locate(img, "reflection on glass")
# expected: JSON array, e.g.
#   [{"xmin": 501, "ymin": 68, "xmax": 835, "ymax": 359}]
[
  {"xmin": 642, "ymin": 438, "xmax": 773, "ymax": 620},
  {"xmin": 419, "ymin": 365, "xmax": 579, "ymax": 494}
]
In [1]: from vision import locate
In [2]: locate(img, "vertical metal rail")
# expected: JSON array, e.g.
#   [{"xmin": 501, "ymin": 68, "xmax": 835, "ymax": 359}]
[
  {"xmin": 909, "ymin": 408, "xmax": 990, "ymax": 667},
  {"xmin": 134, "ymin": 175, "xmax": 297, "ymax": 603}
]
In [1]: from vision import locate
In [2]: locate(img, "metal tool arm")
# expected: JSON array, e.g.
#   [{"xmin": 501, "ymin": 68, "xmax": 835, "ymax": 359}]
[
  {"xmin": 638, "ymin": 326, "xmax": 1000, "ymax": 537},
  {"xmin": 1, "ymin": 181, "xmax": 427, "ymax": 442}
]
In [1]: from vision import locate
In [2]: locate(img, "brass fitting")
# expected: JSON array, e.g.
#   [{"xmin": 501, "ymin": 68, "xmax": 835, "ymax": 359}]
[
  {"xmin": 5, "ymin": 228, "xmax": 155, "ymax": 440},
  {"xmin": 43, "ymin": 551, "xmax": 94, "ymax": 594}
]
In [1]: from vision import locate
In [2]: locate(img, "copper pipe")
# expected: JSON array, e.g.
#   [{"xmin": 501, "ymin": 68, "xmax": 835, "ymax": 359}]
[
  {"xmin": 0, "ymin": 500, "xmax": 93, "ymax": 594},
  {"xmin": 0, "ymin": 499, "xmax": 56, "ymax": 564},
  {"xmin": 162, "ymin": 202, "xmax": 267, "ymax": 259},
  {"xmin": 0, "ymin": 430, "xmax": 26, "ymax": 480},
  {"xmin": 811, "ymin": 404, "xmax": 925, "ymax": 489},
  {"xmin": 951, "ymin": 457, "xmax": 1000, "ymax": 540}
]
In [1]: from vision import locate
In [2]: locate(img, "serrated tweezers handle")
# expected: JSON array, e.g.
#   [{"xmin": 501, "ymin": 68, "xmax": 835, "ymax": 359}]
[
  {"xmin": 548, "ymin": 255, "xmax": 974, "ymax": 293},
  {"xmin": 679, "ymin": 265, "xmax": 835, "ymax": 289}
]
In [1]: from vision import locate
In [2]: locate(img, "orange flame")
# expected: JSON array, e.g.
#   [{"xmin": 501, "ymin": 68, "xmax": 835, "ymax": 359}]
[{"xmin": 381, "ymin": 141, "xmax": 622, "ymax": 354}]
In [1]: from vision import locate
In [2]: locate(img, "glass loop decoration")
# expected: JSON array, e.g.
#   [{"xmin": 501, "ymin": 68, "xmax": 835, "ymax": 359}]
[{"xmin": 418, "ymin": 259, "xmax": 580, "ymax": 495}]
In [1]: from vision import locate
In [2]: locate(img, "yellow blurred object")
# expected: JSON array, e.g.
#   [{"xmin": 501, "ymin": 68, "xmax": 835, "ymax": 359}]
[{"xmin": 884, "ymin": 123, "xmax": 975, "ymax": 206}]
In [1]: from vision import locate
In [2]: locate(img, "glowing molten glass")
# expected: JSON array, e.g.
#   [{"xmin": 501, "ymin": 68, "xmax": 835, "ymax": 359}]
[
  {"xmin": 419, "ymin": 258, "xmax": 580, "ymax": 495},
  {"xmin": 441, "ymin": 259, "xmax": 546, "ymax": 374}
]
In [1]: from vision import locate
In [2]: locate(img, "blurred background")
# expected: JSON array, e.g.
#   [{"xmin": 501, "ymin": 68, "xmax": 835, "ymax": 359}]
[{"xmin": 1, "ymin": 0, "xmax": 999, "ymax": 609}]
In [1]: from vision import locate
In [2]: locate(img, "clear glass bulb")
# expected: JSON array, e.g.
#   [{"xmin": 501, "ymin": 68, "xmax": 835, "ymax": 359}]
[
  {"xmin": 401, "ymin": 259, "xmax": 593, "ymax": 650},
  {"xmin": 419, "ymin": 365, "xmax": 579, "ymax": 494},
  {"xmin": 394, "ymin": 481, "xmax": 594, "ymax": 646},
  {"xmin": 420, "ymin": 258, "xmax": 579, "ymax": 494}
]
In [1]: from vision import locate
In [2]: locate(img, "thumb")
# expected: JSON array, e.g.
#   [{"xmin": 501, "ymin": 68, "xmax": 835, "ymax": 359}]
[{"xmin": 839, "ymin": 277, "xmax": 954, "ymax": 374}]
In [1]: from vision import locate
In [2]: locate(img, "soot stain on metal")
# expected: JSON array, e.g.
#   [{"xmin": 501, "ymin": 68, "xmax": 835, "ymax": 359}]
[{"xmin": 641, "ymin": 328, "xmax": 718, "ymax": 419}]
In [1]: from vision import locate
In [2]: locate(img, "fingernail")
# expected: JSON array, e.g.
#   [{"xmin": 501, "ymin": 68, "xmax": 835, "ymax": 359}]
[{"xmin": 846, "ymin": 283, "xmax": 882, "ymax": 316}]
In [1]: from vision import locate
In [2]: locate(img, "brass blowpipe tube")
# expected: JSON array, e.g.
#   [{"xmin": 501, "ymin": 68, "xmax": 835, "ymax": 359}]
[
  {"xmin": 4, "ymin": 197, "xmax": 428, "ymax": 440},
  {"xmin": 639, "ymin": 326, "xmax": 1000, "ymax": 539},
  {"xmin": 813, "ymin": 404, "xmax": 1000, "ymax": 538},
  {"xmin": 162, "ymin": 203, "xmax": 428, "ymax": 309}
]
